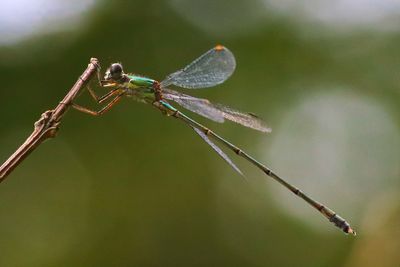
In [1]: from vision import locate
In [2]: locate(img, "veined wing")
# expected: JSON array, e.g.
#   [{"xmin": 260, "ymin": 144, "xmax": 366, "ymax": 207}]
[
  {"xmin": 163, "ymin": 89, "xmax": 271, "ymax": 133},
  {"xmin": 192, "ymin": 127, "xmax": 243, "ymax": 176},
  {"xmin": 215, "ymin": 104, "xmax": 271, "ymax": 133},
  {"xmin": 163, "ymin": 89, "xmax": 225, "ymax": 123},
  {"xmin": 160, "ymin": 45, "xmax": 236, "ymax": 89}
]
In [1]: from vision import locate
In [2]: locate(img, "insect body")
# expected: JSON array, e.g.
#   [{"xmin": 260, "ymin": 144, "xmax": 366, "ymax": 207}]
[{"xmin": 71, "ymin": 46, "xmax": 356, "ymax": 235}]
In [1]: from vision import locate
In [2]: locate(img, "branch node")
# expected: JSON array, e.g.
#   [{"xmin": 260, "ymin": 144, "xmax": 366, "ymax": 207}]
[
  {"xmin": 34, "ymin": 110, "xmax": 53, "ymax": 130},
  {"xmin": 0, "ymin": 58, "xmax": 99, "ymax": 183}
]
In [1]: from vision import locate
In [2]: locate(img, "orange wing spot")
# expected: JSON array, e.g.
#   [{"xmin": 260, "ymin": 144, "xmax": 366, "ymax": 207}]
[{"xmin": 215, "ymin": 45, "xmax": 225, "ymax": 51}]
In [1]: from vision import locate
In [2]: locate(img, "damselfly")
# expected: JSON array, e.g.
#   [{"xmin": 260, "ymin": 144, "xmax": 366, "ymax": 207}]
[{"xmin": 72, "ymin": 45, "xmax": 356, "ymax": 235}]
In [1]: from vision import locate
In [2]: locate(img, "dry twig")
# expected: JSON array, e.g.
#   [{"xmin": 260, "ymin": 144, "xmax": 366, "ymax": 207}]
[{"xmin": 0, "ymin": 58, "xmax": 99, "ymax": 183}]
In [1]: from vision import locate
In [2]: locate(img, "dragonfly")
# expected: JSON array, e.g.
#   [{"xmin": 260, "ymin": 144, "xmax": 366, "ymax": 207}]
[{"xmin": 72, "ymin": 45, "xmax": 356, "ymax": 235}]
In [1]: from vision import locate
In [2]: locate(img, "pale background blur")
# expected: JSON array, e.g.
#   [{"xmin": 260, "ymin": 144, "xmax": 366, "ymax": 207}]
[{"xmin": 0, "ymin": 0, "xmax": 399, "ymax": 266}]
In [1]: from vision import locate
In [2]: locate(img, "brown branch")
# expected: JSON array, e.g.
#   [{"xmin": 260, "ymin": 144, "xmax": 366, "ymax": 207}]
[{"xmin": 0, "ymin": 58, "xmax": 99, "ymax": 183}]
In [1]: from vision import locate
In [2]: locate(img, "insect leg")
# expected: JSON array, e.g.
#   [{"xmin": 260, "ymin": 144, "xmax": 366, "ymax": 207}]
[{"xmin": 72, "ymin": 92, "xmax": 125, "ymax": 116}]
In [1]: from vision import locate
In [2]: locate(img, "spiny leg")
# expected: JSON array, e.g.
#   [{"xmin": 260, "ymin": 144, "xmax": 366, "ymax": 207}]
[
  {"xmin": 72, "ymin": 93, "xmax": 124, "ymax": 116},
  {"xmin": 87, "ymin": 87, "xmax": 119, "ymax": 104},
  {"xmin": 86, "ymin": 67, "xmax": 118, "ymax": 103},
  {"xmin": 85, "ymin": 65, "xmax": 118, "ymax": 104}
]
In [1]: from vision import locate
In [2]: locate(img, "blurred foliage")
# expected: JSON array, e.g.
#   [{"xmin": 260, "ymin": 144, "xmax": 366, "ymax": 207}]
[{"xmin": 0, "ymin": 0, "xmax": 399, "ymax": 266}]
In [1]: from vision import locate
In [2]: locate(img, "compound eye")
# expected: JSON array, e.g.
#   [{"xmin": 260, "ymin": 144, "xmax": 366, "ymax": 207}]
[{"xmin": 109, "ymin": 63, "xmax": 123, "ymax": 80}]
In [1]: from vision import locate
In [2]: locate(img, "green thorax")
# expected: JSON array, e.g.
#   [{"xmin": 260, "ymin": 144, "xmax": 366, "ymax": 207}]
[
  {"xmin": 123, "ymin": 74, "xmax": 157, "ymax": 103},
  {"xmin": 127, "ymin": 75, "xmax": 155, "ymax": 89}
]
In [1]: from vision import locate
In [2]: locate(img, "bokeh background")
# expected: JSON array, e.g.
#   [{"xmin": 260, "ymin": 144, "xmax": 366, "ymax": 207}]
[{"xmin": 0, "ymin": 0, "xmax": 399, "ymax": 266}]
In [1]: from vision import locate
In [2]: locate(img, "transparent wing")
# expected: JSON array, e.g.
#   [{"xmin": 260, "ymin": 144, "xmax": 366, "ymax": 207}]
[
  {"xmin": 192, "ymin": 127, "xmax": 243, "ymax": 176},
  {"xmin": 163, "ymin": 89, "xmax": 225, "ymax": 123},
  {"xmin": 215, "ymin": 104, "xmax": 272, "ymax": 133},
  {"xmin": 163, "ymin": 89, "xmax": 271, "ymax": 132},
  {"xmin": 160, "ymin": 45, "xmax": 236, "ymax": 89}
]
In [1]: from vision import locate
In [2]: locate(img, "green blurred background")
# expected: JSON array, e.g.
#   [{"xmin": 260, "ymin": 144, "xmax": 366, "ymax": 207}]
[{"xmin": 0, "ymin": 0, "xmax": 399, "ymax": 266}]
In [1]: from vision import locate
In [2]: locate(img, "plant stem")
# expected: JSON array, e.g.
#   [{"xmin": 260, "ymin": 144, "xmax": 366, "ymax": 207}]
[{"xmin": 0, "ymin": 58, "xmax": 99, "ymax": 183}]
